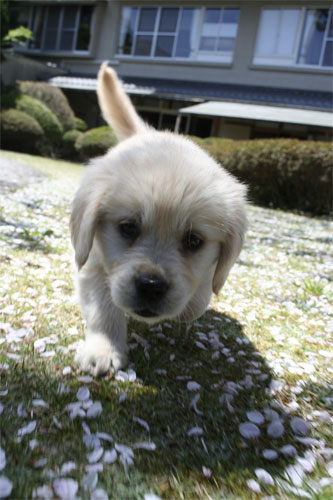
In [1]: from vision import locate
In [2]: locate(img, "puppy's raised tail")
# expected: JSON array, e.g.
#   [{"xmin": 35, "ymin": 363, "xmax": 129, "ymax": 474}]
[{"xmin": 97, "ymin": 62, "xmax": 148, "ymax": 141}]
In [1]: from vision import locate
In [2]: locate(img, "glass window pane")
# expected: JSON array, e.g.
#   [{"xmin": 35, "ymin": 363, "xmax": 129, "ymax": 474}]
[
  {"xmin": 217, "ymin": 37, "xmax": 235, "ymax": 52},
  {"xmin": 47, "ymin": 6, "xmax": 60, "ymax": 29},
  {"xmin": 202, "ymin": 8, "xmax": 221, "ymax": 38},
  {"xmin": 298, "ymin": 9, "xmax": 328, "ymax": 65},
  {"xmin": 63, "ymin": 6, "xmax": 77, "ymax": 29},
  {"xmin": 60, "ymin": 31, "xmax": 74, "ymax": 51},
  {"xmin": 118, "ymin": 7, "xmax": 137, "ymax": 54},
  {"xmin": 200, "ymin": 37, "xmax": 216, "ymax": 51},
  {"xmin": 255, "ymin": 10, "xmax": 280, "ymax": 55},
  {"xmin": 276, "ymin": 10, "xmax": 300, "ymax": 56},
  {"xmin": 323, "ymin": 40, "xmax": 333, "ymax": 66},
  {"xmin": 134, "ymin": 35, "xmax": 153, "ymax": 55},
  {"xmin": 138, "ymin": 8, "xmax": 157, "ymax": 32},
  {"xmin": 204, "ymin": 9, "xmax": 221, "ymax": 23},
  {"xmin": 222, "ymin": 9, "xmax": 240, "ymax": 24},
  {"xmin": 328, "ymin": 14, "xmax": 333, "ymax": 37},
  {"xmin": 9, "ymin": 4, "xmax": 29, "ymax": 29},
  {"xmin": 29, "ymin": 6, "xmax": 45, "ymax": 49},
  {"xmin": 76, "ymin": 5, "xmax": 92, "ymax": 50},
  {"xmin": 155, "ymin": 35, "xmax": 174, "ymax": 57},
  {"xmin": 175, "ymin": 8, "xmax": 195, "ymax": 57},
  {"xmin": 43, "ymin": 29, "xmax": 57, "ymax": 50},
  {"xmin": 159, "ymin": 8, "xmax": 178, "ymax": 32}
]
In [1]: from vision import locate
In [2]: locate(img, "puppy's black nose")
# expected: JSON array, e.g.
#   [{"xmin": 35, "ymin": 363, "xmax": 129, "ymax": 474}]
[{"xmin": 135, "ymin": 274, "xmax": 168, "ymax": 301}]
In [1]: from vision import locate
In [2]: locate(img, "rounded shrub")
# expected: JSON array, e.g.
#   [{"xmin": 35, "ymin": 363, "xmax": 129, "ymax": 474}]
[
  {"xmin": 62, "ymin": 129, "xmax": 82, "ymax": 160},
  {"xmin": 19, "ymin": 81, "xmax": 76, "ymax": 131},
  {"xmin": 194, "ymin": 137, "xmax": 332, "ymax": 215},
  {"xmin": 0, "ymin": 108, "xmax": 44, "ymax": 153},
  {"xmin": 75, "ymin": 126, "xmax": 117, "ymax": 161},
  {"xmin": 16, "ymin": 94, "xmax": 63, "ymax": 143},
  {"xmin": 74, "ymin": 116, "xmax": 88, "ymax": 132}
]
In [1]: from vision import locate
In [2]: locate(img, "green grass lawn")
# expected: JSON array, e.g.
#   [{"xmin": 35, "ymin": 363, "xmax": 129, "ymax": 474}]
[{"xmin": 0, "ymin": 150, "xmax": 332, "ymax": 500}]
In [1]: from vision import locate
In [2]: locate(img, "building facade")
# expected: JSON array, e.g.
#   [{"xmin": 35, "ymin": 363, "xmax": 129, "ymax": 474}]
[{"xmin": 9, "ymin": 0, "xmax": 333, "ymax": 139}]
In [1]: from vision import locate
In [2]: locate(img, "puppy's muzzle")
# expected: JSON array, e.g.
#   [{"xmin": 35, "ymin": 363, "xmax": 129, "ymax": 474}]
[{"xmin": 134, "ymin": 273, "xmax": 169, "ymax": 318}]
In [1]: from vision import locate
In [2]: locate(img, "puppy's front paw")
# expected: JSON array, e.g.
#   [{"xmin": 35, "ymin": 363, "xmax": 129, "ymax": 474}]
[{"xmin": 75, "ymin": 333, "xmax": 128, "ymax": 376}]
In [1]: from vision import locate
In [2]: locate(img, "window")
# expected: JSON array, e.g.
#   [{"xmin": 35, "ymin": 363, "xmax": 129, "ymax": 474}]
[
  {"xmin": 254, "ymin": 7, "xmax": 332, "ymax": 68},
  {"xmin": 27, "ymin": 4, "xmax": 93, "ymax": 52},
  {"xmin": 118, "ymin": 6, "xmax": 240, "ymax": 62},
  {"xmin": 199, "ymin": 8, "xmax": 240, "ymax": 57},
  {"xmin": 298, "ymin": 9, "xmax": 332, "ymax": 67}
]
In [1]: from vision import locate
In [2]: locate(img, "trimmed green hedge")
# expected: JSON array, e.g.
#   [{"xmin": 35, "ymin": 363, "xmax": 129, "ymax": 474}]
[
  {"xmin": 15, "ymin": 94, "xmax": 63, "ymax": 143},
  {"xmin": 19, "ymin": 81, "xmax": 76, "ymax": 131},
  {"xmin": 75, "ymin": 126, "xmax": 117, "ymax": 161},
  {"xmin": 62, "ymin": 129, "xmax": 82, "ymax": 160},
  {"xmin": 74, "ymin": 117, "xmax": 88, "ymax": 132},
  {"xmin": 190, "ymin": 137, "xmax": 332, "ymax": 215},
  {"xmin": 0, "ymin": 108, "xmax": 43, "ymax": 153}
]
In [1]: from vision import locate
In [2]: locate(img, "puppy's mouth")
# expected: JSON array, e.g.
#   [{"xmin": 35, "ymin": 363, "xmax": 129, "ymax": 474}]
[{"xmin": 133, "ymin": 308, "xmax": 160, "ymax": 319}]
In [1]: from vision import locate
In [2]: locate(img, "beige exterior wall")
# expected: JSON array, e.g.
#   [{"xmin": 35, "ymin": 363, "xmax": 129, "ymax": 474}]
[
  {"xmin": 21, "ymin": 0, "xmax": 332, "ymax": 93},
  {"xmin": 95, "ymin": 0, "xmax": 331, "ymax": 92}
]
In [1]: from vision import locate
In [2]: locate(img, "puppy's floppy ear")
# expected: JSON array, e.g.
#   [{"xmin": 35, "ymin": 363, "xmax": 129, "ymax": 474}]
[
  {"xmin": 70, "ymin": 185, "xmax": 103, "ymax": 269},
  {"xmin": 213, "ymin": 210, "xmax": 247, "ymax": 295},
  {"xmin": 97, "ymin": 62, "xmax": 148, "ymax": 141}
]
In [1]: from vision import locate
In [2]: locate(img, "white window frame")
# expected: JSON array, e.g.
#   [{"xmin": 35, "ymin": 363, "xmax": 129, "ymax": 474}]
[
  {"xmin": 117, "ymin": 6, "xmax": 240, "ymax": 63},
  {"xmin": 254, "ymin": 6, "xmax": 332, "ymax": 69},
  {"xmin": 25, "ymin": 4, "xmax": 93, "ymax": 54}
]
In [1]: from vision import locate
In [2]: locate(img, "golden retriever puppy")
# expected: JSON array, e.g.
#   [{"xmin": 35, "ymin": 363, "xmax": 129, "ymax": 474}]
[{"xmin": 70, "ymin": 63, "xmax": 247, "ymax": 376}]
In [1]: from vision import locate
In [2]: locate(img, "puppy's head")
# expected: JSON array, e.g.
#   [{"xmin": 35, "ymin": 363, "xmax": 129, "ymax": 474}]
[{"xmin": 70, "ymin": 64, "xmax": 247, "ymax": 323}]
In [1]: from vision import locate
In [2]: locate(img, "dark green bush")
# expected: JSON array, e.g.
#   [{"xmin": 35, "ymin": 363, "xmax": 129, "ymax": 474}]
[
  {"xmin": 19, "ymin": 81, "xmax": 76, "ymax": 131},
  {"xmin": 75, "ymin": 126, "xmax": 117, "ymax": 161},
  {"xmin": 192, "ymin": 137, "xmax": 332, "ymax": 215},
  {"xmin": 0, "ymin": 108, "xmax": 43, "ymax": 153},
  {"xmin": 74, "ymin": 116, "xmax": 88, "ymax": 132},
  {"xmin": 15, "ymin": 94, "xmax": 63, "ymax": 143},
  {"xmin": 62, "ymin": 129, "xmax": 82, "ymax": 160}
]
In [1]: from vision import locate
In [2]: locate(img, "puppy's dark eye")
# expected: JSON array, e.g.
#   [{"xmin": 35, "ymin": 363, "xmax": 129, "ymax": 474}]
[
  {"xmin": 183, "ymin": 231, "xmax": 204, "ymax": 252},
  {"xmin": 119, "ymin": 221, "xmax": 140, "ymax": 241}
]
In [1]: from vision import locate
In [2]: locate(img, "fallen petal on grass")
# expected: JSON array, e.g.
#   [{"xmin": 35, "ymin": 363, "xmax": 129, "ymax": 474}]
[
  {"xmin": 255, "ymin": 468, "xmax": 275, "ymax": 486},
  {"xmin": 239, "ymin": 422, "xmax": 261, "ymax": 439},
  {"xmin": 188, "ymin": 426, "xmax": 203, "ymax": 437},
  {"xmin": 133, "ymin": 417, "xmax": 150, "ymax": 432},
  {"xmin": 87, "ymin": 447, "xmax": 104, "ymax": 464},
  {"xmin": 18, "ymin": 420, "xmax": 36, "ymax": 437},
  {"xmin": 290, "ymin": 417, "xmax": 311, "ymax": 436},
  {"xmin": 0, "ymin": 476, "xmax": 12, "ymax": 499},
  {"xmin": 262, "ymin": 449, "xmax": 278, "ymax": 460},
  {"xmin": 267, "ymin": 421, "xmax": 284, "ymax": 438},
  {"xmin": 246, "ymin": 410, "xmax": 265, "ymax": 425},
  {"xmin": 103, "ymin": 449, "xmax": 117, "ymax": 464},
  {"xmin": 90, "ymin": 488, "xmax": 109, "ymax": 500},
  {"xmin": 133, "ymin": 442, "xmax": 156, "ymax": 451},
  {"xmin": 53, "ymin": 478, "xmax": 78, "ymax": 500},
  {"xmin": 246, "ymin": 479, "xmax": 261, "ymax": 492},
  {"xmin": 187, "ymin": 381, "xmax": 201, "ymax": 391}
]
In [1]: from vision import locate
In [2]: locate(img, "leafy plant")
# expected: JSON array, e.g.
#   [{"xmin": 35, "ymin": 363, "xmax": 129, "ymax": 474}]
[
  {"xmin": 2, "ymin": 26, "xmax": 32, "ymax": 47},
  {"xmin": 75, "ymin": 126, "xmax": 117, "ymax": 161},
  {"xmin": 19, "ymin": 81, "xmax": 76, "ymax": 132},
  {"xmin": 191, "ymin": 137, "xmax": 332, "ymax": 215},
  {"xmin": 0, "ymin": 108, "xmax": 43, "ymax": 153}
]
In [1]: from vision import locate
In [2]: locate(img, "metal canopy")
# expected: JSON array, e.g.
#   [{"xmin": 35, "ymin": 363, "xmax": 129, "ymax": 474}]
[{"xmin": 179, "ymin": 101, "xmax": 333, "ymax": 128}]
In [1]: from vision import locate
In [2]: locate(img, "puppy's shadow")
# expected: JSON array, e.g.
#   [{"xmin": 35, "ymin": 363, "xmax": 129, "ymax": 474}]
[{"xmin": 122, "ymin": 310, "xmax": 308, "ymax": 481}]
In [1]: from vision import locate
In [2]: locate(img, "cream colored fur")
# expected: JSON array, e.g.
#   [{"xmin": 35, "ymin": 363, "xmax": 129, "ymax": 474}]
[{"xmin": 71, "ymin": 63, "xmax": 247, "ymax": 376}]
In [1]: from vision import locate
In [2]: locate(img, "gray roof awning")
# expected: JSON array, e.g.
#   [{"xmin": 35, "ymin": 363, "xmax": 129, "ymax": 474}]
[{"xmin": 179, "ymin": 101, "xmax": 333, "ymax": 128}]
